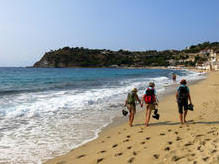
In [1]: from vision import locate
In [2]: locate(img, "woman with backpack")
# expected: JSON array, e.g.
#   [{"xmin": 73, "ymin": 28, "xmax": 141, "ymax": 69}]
[
  {"xmin": 142, "ymin": 82, "xmax": 158, "ymax": 127},
  {"xmin": 124, "ymin": 88, "xmax": 142, "ymax": 127},
  {"xmin": 176, "ymin": 79, "xmax": 193, "ymax": 124}
]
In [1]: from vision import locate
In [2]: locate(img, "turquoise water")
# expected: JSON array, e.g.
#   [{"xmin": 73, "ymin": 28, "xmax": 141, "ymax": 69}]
[
  {"xmin": 0, "ymin": 68, "xmax": 205, "ymax": 163},
  {"xmin": 0, "ymin": 68, "xmax": 191, "ymax": 94}
]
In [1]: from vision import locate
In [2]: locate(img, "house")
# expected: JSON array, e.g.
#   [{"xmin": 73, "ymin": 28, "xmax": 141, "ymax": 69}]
[{"xmin": 197, "ymin": 50, "xmax": 219, "ymax": 70}]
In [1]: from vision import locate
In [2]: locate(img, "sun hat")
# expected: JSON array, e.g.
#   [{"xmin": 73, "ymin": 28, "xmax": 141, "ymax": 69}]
[
  {"xmin": 180, "ymin": 79, "xmax": 187, "ymax": 85},
  {"xmin": 132, "ymin": 88, "xmax": 138, "ymax": 92}
]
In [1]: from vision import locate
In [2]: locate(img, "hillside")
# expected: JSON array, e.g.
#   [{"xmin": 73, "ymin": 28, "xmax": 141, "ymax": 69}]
[{"xmin": 33, "ymin": 42, "xmax": 219, "ymax": 68}]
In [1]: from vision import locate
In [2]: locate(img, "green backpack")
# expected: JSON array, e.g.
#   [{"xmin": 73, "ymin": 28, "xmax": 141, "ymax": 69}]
[{"xmin": 127, "ymin": 92, "xmax": 136, "ymax": 104}]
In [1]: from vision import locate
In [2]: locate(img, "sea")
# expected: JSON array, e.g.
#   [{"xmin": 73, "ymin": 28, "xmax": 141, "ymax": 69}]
[{"xmin": 0, "ymin": 67, "xmax": 206, "ymax": 164}]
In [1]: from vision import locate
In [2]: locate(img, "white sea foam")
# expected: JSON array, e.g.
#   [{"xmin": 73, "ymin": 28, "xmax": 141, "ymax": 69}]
[{"xmin": 0, "ymin": 70, "xmax": 206, "ymax": 163}]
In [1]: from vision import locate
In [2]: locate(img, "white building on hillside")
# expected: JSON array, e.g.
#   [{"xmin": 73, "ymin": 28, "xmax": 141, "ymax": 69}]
[{"xmin": 196, "ymin": 49, "xmax": 219, "ymax": 70}]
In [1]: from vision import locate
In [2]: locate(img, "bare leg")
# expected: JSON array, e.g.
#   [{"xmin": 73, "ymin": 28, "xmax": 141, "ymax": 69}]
[
  {"xmin": 184, "ymin": 110, "xmax": 188, "ymax": 123},
  {"xmin": 145, "ymin": 106, "xmax": 149, "ymax": 125},
  {"xmin": 145, "ymin": 108, "xmax": 152, "ymax": 127},
  {"xmin": 129, "ymin": 114, "xmax": 131, "ymax": 123},
  {"xmin": 129, "ymin": 113, "xmax": 134, "ymax": 127},
  {"xmin": 179, "ymin": 114, "xmax": 183, "ymax": 124}
]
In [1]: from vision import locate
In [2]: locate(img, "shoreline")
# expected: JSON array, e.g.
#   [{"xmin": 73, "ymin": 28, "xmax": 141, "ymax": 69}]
[{"xmin": 44, "ymin": 71, "xmax": 212, "ymax": 164}]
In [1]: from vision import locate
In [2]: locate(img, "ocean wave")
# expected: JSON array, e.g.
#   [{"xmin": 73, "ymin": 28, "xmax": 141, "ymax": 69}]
[{"xmin": 0, "ymin": 69, "xmax": 206, "ymax": 163}]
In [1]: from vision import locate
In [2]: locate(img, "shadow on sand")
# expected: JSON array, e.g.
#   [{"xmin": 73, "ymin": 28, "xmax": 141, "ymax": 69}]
[{"xmin": 133, "ymin": 120, "xmax": 219, "ymax": 127}]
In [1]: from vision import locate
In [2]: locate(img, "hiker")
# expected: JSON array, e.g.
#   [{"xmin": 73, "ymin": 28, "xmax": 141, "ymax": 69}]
[
  {"xmin": 176, "ymin": 79, "xmax": 192, "ymax": 124},
  {"xmin": 124, "ymin": 88, "xmax": 142, "ymax": 127},
  {"xmin": 142, "ymin": 82, "xmax": 158, "ymax": 127}
]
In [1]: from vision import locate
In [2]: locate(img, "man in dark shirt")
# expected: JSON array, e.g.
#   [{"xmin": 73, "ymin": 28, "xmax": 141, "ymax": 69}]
[{"xmin": 176, "ymin": 79, "xmax": 192, "ymax": 124}]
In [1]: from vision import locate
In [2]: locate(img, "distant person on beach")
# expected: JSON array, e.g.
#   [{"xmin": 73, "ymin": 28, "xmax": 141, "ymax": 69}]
[
  {"xmin": 176, "ymin": 79, "xmax": 192, "ymax": 124},
  {"xmin": 124, "ymin": 88, "xmax": 142, "ymax": 127},
  {"xmin": 142, "ymin": 82, "xmax": 158, "ymax": 127},
  {"xmin": 172, "ymin": 73, "xmax": 176, "ymax": 81}
]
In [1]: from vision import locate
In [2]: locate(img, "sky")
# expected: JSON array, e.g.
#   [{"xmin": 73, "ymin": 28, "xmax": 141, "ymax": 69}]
[{"xmin": 0, "ymin": 0, "xmax": 219, "ymax": 67}]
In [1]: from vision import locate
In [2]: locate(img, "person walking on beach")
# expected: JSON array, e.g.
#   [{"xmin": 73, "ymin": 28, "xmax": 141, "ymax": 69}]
[
  {"xmin": 142, "ymin": 82, "xmax": 158, "ymax": 127},
  {"xmin": 172, "ymin": 73, "xmax": 176, "ymax": 82},
  {"xmin": 176, "ymin": 79, "xmax": 192, "ymax": 124},
  {"xmin": 124, "ymin": 88, "xmax": 142, "ymax": 127}
]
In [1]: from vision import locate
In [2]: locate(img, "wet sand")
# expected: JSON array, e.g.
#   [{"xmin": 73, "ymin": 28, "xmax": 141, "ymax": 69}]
[{"xmin": 45, "ymin": 72, "xmax": 219, "ymax": 164}]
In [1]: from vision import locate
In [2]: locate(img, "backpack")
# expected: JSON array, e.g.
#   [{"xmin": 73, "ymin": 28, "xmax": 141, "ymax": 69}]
[
  {"xmin": 127, "ymin": 92, "xmax": 136, "ymax": 105},
  {"xmin": 177, "ymin": 86, "xmax": 188, "ymax": 102},
  {"xmin": 144, "ymin": 88, "xmax": 156, "ymax": 104}
]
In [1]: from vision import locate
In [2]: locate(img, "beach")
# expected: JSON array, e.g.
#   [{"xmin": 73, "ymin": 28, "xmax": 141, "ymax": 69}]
[
  {"xmin": 45, "ymin": 71, "xmax": 219, "ymax": 164},
  {"xmin": 1, "ymin": 68, "xmax": 205, "ymax": 163}
]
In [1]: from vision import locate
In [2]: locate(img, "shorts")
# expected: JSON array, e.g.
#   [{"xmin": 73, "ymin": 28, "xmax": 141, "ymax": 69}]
[
  {"xmin": 177, "ymin": 100, "xmax": 188, "ymax": 114},
  {"xmin": 146, "ymin": 104, "xmax": 155, "ymax": 111},
  {"xmin": 127, "ymin": 104, "xmax": 136, "ymax": 114}
]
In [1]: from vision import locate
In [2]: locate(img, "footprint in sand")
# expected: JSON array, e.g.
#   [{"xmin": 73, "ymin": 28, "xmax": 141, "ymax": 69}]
[
  {"xmin": 164, "ymin": 147, "xmax": 170, "ymax": 151},
  {"xmin": 101, "ymin": 141, "xmax": 105, "ymax": 143},
  {"xmin": 190, "ymin": 153, "xmax": 195, "ymax": 157},
  {"xmin": 98, "ymin": 150, "xmax": 106, "ymax": 154},
  {"xmin": 171, "ymin": 155, "xmax": 184, "ymax": 161},
  {"xmin": 128, "ymin": 157, "xmax": 135, "ymax": 163},
  {"xmin": 207, "ymin": 130, "xmax": 215, "ymax": 134},
  {"xmin": 184, "ymin": 142, "xmax": 193, "ymax": 146},
  {"xmin": 138, "ymin": 130, "xmax": 143, "ymax": 133},
  {"xmin": 76, "ymin": 154, "xmax": 86, "ymax": 159},
  {"xmin": 175, "ymin": 131, "xmax": 178, "ymax": 135},
  {"xmin": 176, "ymin": 136, "xmax": 182, "ymax": 141},
  {"xmin": 127, "ymin": 135, "xmax": 131, "ymax": 138},
  {"xmin": 127, "ymin": 146, "xmax": 132, "ymax": 149},
  {"xmin": 168, "ymin": 141, "xmax": 173, "ymax": 145},
  {"xmin": 202, "ymin": 157, "xmax": 209, "ymax": 161},
  {"xmin": 140, "ymin": 141, "xmax": 145, "ymax": 144},
  {"xmin": 153, "ymin": 154, "xmax": 159, "ymax": 159},
  {"xmin": 204, "ymin": 138, "xmax": 211, "ymax": 141},
  {"xmin": 115, "ymin": 152, "xmax": 123, "ymax": 157},
  {"xmin": 160, "ymin": 133, "xmax": 165, "ymax": 136},
  {"xmin": 112, "ymin": 144, "xmax": 118, "ymax": 148},
  {"xmin": 146, "ymin": 137, "xmax": 151, "ymax": 140},
  {"xmin": 197, "ymin": 146, "xmax": 203, "ymax": 151},
  {"xmin": 106, "ymin": 136, "xmax": 111, "ymax": 139},
  {"xmin": 168, "ymin": 129, "xmax": 172, "ymax": 132},
  {"xmin": 211, "ymin": 149, "xmax": 217, "ymax": 153},
  {"xmin": 195, "ymin": 134, "xmax": 204, "ymax": 138},
  {"xmin": 97, "ymin": 158, "xmax": 104, "ymax": 163},
  {"xmin": 123, "ymin": 139, "xmax": 129, "ymax": 142},
  {"xmin": 133, "ymin": 151, "xmax": 137, "ymax": 156}
]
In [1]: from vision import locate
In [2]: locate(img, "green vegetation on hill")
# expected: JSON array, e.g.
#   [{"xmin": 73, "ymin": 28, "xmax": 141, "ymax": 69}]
[
  {"xmin": 183, "ymin": 42, "xmax": 219, "ymax": 53},
  {"xmin": 33, "ymin": 42, "xmax": 219, "ymax": 68}
]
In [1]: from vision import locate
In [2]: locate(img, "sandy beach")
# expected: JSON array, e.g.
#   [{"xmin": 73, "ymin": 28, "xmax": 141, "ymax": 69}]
[{"xmin": 45, "ymin": 71, "xmax": 219, "ymax": 164}]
